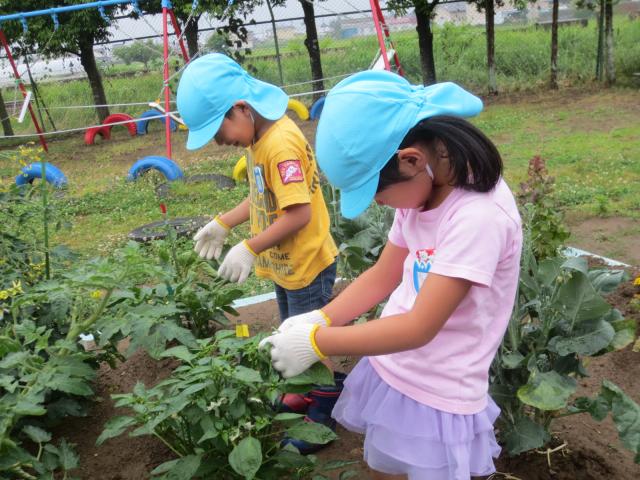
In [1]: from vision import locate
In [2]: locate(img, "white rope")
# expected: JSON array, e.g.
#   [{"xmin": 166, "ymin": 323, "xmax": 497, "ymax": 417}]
[
  {"xmin": 288, "ymin": 88, "xmax": 330, "ymax": 98},
  {"xmin": 280, "ymin": 72, "xmax": 356, "ymax": 89},
  {"xmin": 0, "ymin": 112, "xmax": 176, "ymax": 139},
  {"xmin": 35, "ymin": 101, "xmax": 175, "ymax": 111}
]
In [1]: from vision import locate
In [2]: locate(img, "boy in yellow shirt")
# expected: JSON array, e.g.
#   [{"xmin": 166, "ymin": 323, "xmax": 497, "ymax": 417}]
[{"xmin": 177, "ymin": 54, "xmax": 342, "ymax": 453}]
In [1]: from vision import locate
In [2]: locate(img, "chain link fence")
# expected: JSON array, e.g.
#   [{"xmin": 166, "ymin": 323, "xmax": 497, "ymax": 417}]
[{"xmin": 0, "ymin": 0, "xmax": 638, "ymax": 138}]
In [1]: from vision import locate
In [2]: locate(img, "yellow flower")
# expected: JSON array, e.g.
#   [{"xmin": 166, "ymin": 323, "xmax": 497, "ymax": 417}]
[
  {"xmin": 0, "ymin": 290, "xmax": 9, "ymax": 300},
  {"xmin": 634, "ymin": 277, "xmax": 640, "ymax": 287},
  {"xmin": 90, "ymin": 290, "xmax": 103, "ymax": 299},
  {"xmin": 11, "ymin": 280, "xmax": 22, "ymax": 294}
]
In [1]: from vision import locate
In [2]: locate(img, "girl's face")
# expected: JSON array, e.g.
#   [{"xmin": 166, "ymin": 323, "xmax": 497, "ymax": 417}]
[
  {"xmin": 374, "ymin": 144, "xmax": 436, "ymax": 210},
  {"xmin": 214, "ymin": 102, "xmax": 255, "ymax": 148}
]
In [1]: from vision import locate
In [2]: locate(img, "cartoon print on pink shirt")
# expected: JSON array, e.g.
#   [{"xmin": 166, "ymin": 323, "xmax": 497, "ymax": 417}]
[{"xmin": 413, "ymin": 248, "xmax": 435, "ymax": 292}]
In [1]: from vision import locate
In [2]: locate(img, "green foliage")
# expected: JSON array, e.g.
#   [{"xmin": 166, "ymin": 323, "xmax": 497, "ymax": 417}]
[
  {"xmin": 517, "ymin": 156, "xmax": 570, "ymax": 260},
  {"xmin": 491, "ymin": 229, "xmax": 638, "ymax": 458},
  {"xmin": 324, "ymin": 185, "xmax": 394, "ymax": 280},
  {"xmin": 113, "ymin": 40, "xmax": 162, "ymax": 69},
  {"xmin": 101, "ymin": 331, "xmax": 336, "ymax": 479}
]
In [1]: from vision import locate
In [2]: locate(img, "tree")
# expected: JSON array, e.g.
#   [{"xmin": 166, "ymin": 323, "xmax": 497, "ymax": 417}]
[
  {"xmin": 113, "ymin": 40, "xmax": 162, "ymax": 70},
  {"xmin": 0, "ymin": 0, "xmax": 121, "ymax": 122},
  {"xmin": 0, "ymin": 89, "xmax": 14, "ymax": 136},
  {"xmin": 298, "ymin": 0, "xmax": 324, "ymax": 101},
  {"xmin": 550, "ymin": 0, "xmax": 559, "ymax": 89},
  {"xmin": 470, "ymin": 0, "xmax": 504, "ymax": 94},
  {"xmin": 139, "ymin": 0, "xmax": 262, "ymax": 59},
  {"xmin": 387, "ymin": 0, "xmax": 440, "ymax": 85},
  {"xmin": 576, "ymin": 0, "xmax": 615, "ymax": 85}
]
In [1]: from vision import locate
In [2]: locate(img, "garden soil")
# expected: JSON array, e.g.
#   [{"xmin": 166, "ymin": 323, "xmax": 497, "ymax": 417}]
[{"xmin": 54, "ymin": 265, "xmax": 640, "ymax": 479}]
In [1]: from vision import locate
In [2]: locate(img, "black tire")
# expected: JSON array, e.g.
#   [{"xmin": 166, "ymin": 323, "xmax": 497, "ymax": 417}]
[
  {"xmin": 128, "ymin": 216, "xmax": 210, "ymax": 243},
  {"xmin": 155, "ymin": 174, "xmax": 236, "ymax": 198}
]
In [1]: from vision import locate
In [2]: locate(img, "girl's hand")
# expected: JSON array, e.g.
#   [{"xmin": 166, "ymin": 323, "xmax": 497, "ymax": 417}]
[
  {"xmin": 278, "ymin": 309, "xmax": 331, "ymax": 333},
  {"xmin": 259, "ymin": 324, "xmax": 326, "ymax": 378}
]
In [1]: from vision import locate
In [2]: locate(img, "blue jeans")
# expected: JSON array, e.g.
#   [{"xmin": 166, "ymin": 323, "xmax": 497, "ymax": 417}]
[{"xmin": 274, "ymin": 260, "xmax": 337, "ymax": 321}]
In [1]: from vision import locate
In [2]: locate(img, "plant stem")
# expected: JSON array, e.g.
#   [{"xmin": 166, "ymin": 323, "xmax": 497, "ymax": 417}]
[
  {"xmin": 40, "ymin": 160, "xmax": 50, "ymax": 279},
  {"xmin": 153, "ymin": 432, "xmax": 184, "ymax": 458}
]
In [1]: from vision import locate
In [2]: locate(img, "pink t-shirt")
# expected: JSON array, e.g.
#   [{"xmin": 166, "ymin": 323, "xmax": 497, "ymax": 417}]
[{"xmin": 369, "ymin": 178, "xmax": 522, "ymax": 415}]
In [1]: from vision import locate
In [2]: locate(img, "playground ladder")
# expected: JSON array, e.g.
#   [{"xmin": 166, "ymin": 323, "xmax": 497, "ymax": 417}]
[{"xmin": 369, "ymin": 0, "xmax": 404, "ymax": 76}]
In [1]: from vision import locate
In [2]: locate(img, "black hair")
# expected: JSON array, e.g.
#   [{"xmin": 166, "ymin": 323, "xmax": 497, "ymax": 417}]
[{"xmin": 377, "ymin": 115, "xmax": 503, "ymax": 193}]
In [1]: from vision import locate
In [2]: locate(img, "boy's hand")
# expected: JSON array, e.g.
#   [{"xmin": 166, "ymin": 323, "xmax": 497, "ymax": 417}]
[
  {"xmin": 259, "ymin": 324, "xmax": 326, "ymax": 378},
  {"xmin": 218, "ymin": 240, "xmax": 257, "ymax": 283},
  {"xmin": 193, "ymin": 216, "xmax": 229, "ymax": 260},
  {"xmin": 279, "ymin": 310, "xmax": 331, "ymax": 333}
]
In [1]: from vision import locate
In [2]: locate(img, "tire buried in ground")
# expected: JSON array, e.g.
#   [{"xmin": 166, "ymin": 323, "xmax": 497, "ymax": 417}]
[{"xmin": 128, "ymin": 216, "xmax": 210, "ymax": 243}]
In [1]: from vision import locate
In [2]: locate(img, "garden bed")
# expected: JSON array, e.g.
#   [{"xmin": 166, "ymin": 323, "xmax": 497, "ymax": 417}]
[{"xmin": 52, "ymin": 265, "xmax": 640, "ymax": 479}]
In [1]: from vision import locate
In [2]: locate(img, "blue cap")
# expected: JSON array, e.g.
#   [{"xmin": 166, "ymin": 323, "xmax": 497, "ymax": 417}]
[
  {"xmin": 315, "ymin": 71, "xmax": 483, "ymax": 219},
  {"xmin": 177, "ymin": 53, "xmax": 289, "ymax": 150}
]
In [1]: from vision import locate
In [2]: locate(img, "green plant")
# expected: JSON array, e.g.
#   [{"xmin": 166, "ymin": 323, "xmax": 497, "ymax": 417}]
[
  {"xmin": 517, "ymin": 156, "xmax": 570, "ymax": 260},
  {"xmin": 325, "ymin": 185, "xmax": 394, "ymax": 280},
  {"xmin": 98, "ymin": 331, "xmax": 340, "ymax": 479},
  {"xmin": 491, "ymin": 223, "xmax": 639, "ymax": 459}
]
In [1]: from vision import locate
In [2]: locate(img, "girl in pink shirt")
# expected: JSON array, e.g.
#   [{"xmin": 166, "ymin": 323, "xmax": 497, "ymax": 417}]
[{"xmin": 261, "ymin": 71, "xmax": 522, "ymax": 480}]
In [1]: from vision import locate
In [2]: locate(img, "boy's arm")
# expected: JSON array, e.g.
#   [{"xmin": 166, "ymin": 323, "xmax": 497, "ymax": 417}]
[
  {"xmin": 219, "ymin": 197, "xmax": 250, "ymax": 228},
  {"xmin": 245, "ymin": 202, "xmax": 310, "ymax": 254}
]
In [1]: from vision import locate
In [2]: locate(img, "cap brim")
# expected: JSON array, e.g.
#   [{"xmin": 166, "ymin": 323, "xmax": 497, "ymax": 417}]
[
  {"xmin": 245, "ymin": 77, "xmax": 289, "ymax": 121},
  {"xmin": 340, "ymin": 173, "xmax": 379, "ymax": 219},
  {"xmin": 186, "ymin": 115, "xmax": 224, "ymax": 150}
]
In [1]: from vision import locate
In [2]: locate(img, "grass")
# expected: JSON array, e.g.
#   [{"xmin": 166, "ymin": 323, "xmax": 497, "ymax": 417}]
[
  {"xmin": 1, "ymin": 87, "xmax": 639, "ymax": 294},
  {"xmin": 1, "ymin": 16, "xmax": 638, "ymax": 138}
]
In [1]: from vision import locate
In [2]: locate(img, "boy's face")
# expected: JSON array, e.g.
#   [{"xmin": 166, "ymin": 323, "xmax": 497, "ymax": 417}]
[{"xmin": 214, "ymin": 102, "xmax": 255, "ymax": 148}]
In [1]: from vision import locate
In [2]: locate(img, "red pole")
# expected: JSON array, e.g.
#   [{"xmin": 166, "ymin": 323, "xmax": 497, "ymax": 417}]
[
  {"xmin": 168, "ymin": 8, "xmax": 190, "ymax": 63},
  {"xmin": 162, "ymin": 6, "xmax": 172, "ymax": 159},
  {"xmin": 374, "ymin": 1, "xmax": 404, "ymax": 76},
  {"xmin": 369, "ymin": 0, "xmax": 390, "ymax": 71},
  {"xmin": 0, "ymin": 29, "xmax": 48, "ymax": 151}
]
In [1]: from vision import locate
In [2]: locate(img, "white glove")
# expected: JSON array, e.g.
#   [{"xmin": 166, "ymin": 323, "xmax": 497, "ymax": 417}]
[
  {"xmin": 259, "ymin": 324, "xmax": 326, "ymax": 378},
  {"xmin": 218, "ymin": 240, "xmax": 257, "ymax": 283},
  {"xmin": 193, "ymin": 216, "xmax": 229, "ymax": 260},
  {"xmin": 279, "ymin": 309, "xmax": 331, "ymax": 333}
]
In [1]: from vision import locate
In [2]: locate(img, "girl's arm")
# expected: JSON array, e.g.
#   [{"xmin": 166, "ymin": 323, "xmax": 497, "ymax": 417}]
[
  {"xmin": 316, "ymin": 272, "xmax": 471, "ymax": 356},
  {"xmin": 219, "ymin": 197, "xmax": 250, "ymax": 228},
  {"xmin": 322, "ymin": 242, "xmax": 407, "ymax": 325}
]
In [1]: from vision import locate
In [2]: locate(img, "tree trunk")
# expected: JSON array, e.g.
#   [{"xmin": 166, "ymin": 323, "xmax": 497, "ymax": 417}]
[
  {"xmin": 550, "ymin": 0, "xmax": 559, "ymax": 89},
  {"xmin": 79, "ymin": 39, "xmax": 109, "ymax": 122},
  {"xmin": 415, "ymin": 6, "xmax": 436, "ymax": 85},
  {"xmin": 184, "ymin": 19, "xmax": 199, "ymax": 58},
  {"xmin": 604, "ymin": 0, "xmax": 615, "ymax": 85},
  {"xmin": 485, "ymin": 1, "xmax": 497, "ymax": 95},
  {"xmin": 266, "ymin": 0, "xmax": 284, "ymax": 85},
  {"xmin": 596, "ymin": 0, "xmax": 605, "ymax": 81},
  {"xmin": 0, "ymin": 88, "xmax": 14, "ymax": 136},
  {"xmin": 299, "ymin": 0, "xmax": 324, "ymax": 102}
]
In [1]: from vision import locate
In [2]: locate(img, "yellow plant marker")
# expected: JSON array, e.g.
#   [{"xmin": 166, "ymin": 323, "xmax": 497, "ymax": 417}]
[{"xmin": 235, "ymin": 324, "xmax": 250, "ymax": 338}]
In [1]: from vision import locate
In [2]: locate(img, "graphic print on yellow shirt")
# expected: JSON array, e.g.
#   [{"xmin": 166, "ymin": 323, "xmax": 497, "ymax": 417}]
[{"xmin": 247, "ymin": 115, "xmax": 337, "ymax": 289}]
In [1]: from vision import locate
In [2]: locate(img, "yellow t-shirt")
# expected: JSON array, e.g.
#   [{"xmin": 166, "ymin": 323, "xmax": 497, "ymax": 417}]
[{"xmin": 247, "ymin": 115, "xmax": 337, "ymax": 289}]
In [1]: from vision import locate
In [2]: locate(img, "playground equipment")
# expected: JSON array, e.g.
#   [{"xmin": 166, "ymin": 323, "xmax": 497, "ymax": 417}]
[
  {"xmin": 136, "ymin": 109, "xmax": 177, "ymax": 135},
  {"xmin": 309, "ymin": 96, "xmax": 325, "ymax": 120},
  {"xmin": 15, "ymin": 162, "xmax": 67, "ymax": 188},
  {"xmin": 232, "ymin": 155, "xmax": 247, "ymax": 182},
  {"xmin": 127, "ymin": 155, "xmax": 183, "ymax": 182},
  {"xmin": 84, "ymin": 113, "xmax": 137, "ymax": 145},
  {"xmin": 128, "ymin": 216, "xmax": 209, "ymax": 243},
  {"xmin": 287, "ymin": 99, "xmax": 309, "ymax": 121}
]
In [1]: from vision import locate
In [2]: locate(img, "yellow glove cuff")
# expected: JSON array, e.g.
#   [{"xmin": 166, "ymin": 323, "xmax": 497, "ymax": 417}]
[
  {"xmin": 318, "ymin": 309, "xmax": 332, "ymax": 327},
  {"xmin": 310, "ymin": 324, "xmax": 327, "ymax": 360},
  {"xmin": 214, "ymin": 215, "xmax": 231, "ymax": 231},
  {"xmin": 242, "ymin": 240, "xmax": 258, "ymax": 257}
]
